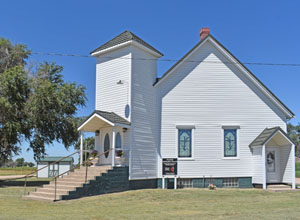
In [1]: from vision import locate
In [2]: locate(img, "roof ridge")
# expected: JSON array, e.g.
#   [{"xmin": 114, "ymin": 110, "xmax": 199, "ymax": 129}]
[
  {"xmin": 124, "ymin": 30, "xmax": 134, "ymax": 39},
  {"xmin": 90, "ymin": 30, "xmax": 163, "ymax": 56}
]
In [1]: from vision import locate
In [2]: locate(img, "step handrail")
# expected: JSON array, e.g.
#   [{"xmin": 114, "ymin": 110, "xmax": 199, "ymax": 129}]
[
  {"xmin": 54, "ymin": 148, "xmax": 113, "ymax": 179},
  {"xmin": 53, "ymin": 148, "xmax": 114, "ymax": 201},
  {"xmin": 23, "ymin": 150, "xmax": 80, "ymax": 195},
  {"xmin": 30, "ymin": 151, "xmax": 80, "ymax": 178}
]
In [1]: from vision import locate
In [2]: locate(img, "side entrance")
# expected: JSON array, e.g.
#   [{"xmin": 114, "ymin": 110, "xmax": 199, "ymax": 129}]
[{"xmin": 266, "ymin": 147, "xmax": 280, "ymax": 183}]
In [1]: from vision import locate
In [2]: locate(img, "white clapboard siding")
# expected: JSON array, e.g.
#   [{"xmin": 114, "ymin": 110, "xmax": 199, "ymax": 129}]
[
  {"xmin": 96, "ymin": 47, "xmax": 131, "ymax": 120},
  {"xmin": 157, "ymin": 40, "xmax": 287, "ymax": 178},
  {"xmin": 129, "ymin": 45, "xmax": 158, "ymax": 179},
  {"xmin": 252, "ymin": 147, "xmax": 263, "ymax": 184},
  {"xmin": 37, "ymin": 162, "xmax": 71, "ymax": 178},
  {"xmin": 58, "ymin": 162, "xmax": 72, "ymax": 176},
  {"xmin": 37, "ymin": 162, "xmax": 48, "ymax": 178},
  {"xmin": 280, "ymin": 145, "xmax": 293, "ymax": 183}
]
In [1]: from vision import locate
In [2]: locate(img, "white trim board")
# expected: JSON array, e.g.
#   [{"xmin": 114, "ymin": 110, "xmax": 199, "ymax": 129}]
[{"xmin": 91, "ymin": 40, "xmax": 162, "ymax": 58}]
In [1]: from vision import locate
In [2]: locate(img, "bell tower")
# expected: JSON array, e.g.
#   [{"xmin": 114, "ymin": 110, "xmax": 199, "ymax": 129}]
[{"xmin": 90, "ymin": 30, "xmax": 163, "ymax": 121}]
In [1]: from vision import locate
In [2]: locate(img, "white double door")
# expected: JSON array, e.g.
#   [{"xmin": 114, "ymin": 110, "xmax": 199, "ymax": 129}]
[{"xmin": 266, "ymin": 147, "xmax": 280, "ymax": 183}]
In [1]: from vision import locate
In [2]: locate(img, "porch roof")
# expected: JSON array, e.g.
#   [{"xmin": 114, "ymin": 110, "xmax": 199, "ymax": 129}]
[
  {"xmin": 78, "ymin": 110, "xmax": 130, "ymax": 132},
  {"xmin": 249, "ymin": 127, "xmax": 295, "ymax": 147}
]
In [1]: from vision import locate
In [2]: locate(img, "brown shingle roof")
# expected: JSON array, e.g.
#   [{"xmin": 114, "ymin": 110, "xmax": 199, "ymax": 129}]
[{"xmin": 249, "ymin": 127, "xmax": 295, "ymax": 147}]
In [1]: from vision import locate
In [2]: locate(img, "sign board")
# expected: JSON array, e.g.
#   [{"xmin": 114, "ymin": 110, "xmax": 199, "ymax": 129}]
[{"xmin": 162, "ymin": 158, "xmax": 177, "ymax": 175}]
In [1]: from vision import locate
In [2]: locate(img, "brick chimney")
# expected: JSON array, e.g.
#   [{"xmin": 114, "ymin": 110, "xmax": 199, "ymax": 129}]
[{"xmin": 200, "ymin": 27, "xmax": 210, "ymax": 41}]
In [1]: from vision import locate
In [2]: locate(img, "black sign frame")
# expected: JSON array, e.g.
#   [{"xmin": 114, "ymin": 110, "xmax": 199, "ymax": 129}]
[{"xmin": 162, "ymin": 158, "xmax": 177, "ymax": 175}]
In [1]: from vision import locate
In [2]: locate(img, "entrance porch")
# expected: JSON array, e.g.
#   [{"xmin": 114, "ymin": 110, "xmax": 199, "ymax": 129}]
[
  {"xmin": 250, "ymin": 127, "xmax": 296, "ymax": 189},
  {"xmin": 77, "ymin": 110, "xmax": 131, "ymax": 167}
]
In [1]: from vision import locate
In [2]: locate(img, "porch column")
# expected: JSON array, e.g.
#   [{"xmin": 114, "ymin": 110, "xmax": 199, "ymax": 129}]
[
  {"xmin": 262, "ymin": 144, "xmax": 267, "ymax": 190},
  {"xmin": 80, "ymin": 131, "xmax": 84, "ymax": 165},
  {"xmin": 292, "ymin": 144, "xmax": 296, "ymax": 189},
  {"xmin": 112, "ymin": 127, "xmax": 116, "ymax": 167}
]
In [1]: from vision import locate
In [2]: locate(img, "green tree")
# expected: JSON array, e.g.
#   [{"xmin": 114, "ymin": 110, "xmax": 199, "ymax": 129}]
[
  {"xmin": 15, "ymin": 158, "xmax": 24, "ymax": 167},
  {"xmin": 0, "ymin": 66, "xmax": 30, "ymax": 159},
  {"xmin": 0, "ymin": 38, "xmax": 86, "ymax": 160},
  {"xmin": 287, "ymin": 123, "xmax": 300, "ymax": 157},
  {"xmin": 27, "ymin": 162, "xmax": 35, "ymax": 167},
  {"xmin": 0, "ymin": 157, "xmax": 7, "ymax": 167},
  {"xmin": 74, "ymin": 136, "xmax": 95, "ymax": 162}
]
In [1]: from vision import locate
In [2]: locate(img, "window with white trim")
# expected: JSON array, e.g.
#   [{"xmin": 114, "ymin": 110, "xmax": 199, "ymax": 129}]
[
  {"xmin": 178, "ymin": 129, "xmax": 192, "ymax": 158},
  {"xmin": 224, "ymin": 129, "xmax": 237, "ymax": 157}
]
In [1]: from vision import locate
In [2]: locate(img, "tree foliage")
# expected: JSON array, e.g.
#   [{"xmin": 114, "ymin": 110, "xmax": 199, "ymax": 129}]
[
  {"xmin": 74, "ymin": 136, "xmax": 95, "ymax": 162},
  {"xmin": 287, "ymin": 123, "xmax": 300, "ymax": 157},
  {"xmin": 74, "ymin": 136, "xmax": 95, "ymax": 151},
  {"xmin": 15, "ymin": 158, "xmax": 25, "ymax": 167},
  {"xmin": 0, "ymin": 38, "xmax": 86, "ymax": 160}
]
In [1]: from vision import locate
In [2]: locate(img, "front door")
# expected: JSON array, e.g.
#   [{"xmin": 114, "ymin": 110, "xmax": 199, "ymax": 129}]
[{"xmin": 266, "ymin": 147, "xmax": 280, "ymax": 183}]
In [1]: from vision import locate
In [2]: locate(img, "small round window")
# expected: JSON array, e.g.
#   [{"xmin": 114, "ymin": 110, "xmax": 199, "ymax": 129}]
[
  {"xmin": 115, "ymin": 132, "xmax": 122, "ymax": 149},
  {"xmin": 104, "ymin": 133, "xmax": 110, "ymax": 158}
]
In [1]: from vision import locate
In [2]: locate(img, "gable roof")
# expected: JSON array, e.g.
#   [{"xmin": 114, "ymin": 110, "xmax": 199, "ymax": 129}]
[
  {"xmin": 93, "ymin": 110, "xmax": 130, "ymax": 125},
  {"xmin": 90, "ymin": 30, "xmax": 163, "ymax": 56},
  {"xmin": 78, "ymin": 110, "xmax": 130, "ymax": 131},
  {"xmin": 37, "ymin": 156, "xmax": 74, "ymax": 163},
  {"xmin": 154, "ymin": 34, "xmax": 294, "ymax": 119},
  {"xmin": 249, "ymin": 127, "xmax": 295, "ymax": 147}
]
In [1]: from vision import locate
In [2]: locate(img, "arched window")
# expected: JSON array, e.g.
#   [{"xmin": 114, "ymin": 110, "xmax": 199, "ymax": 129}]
[
  {"xmin": 115, "ymin": 132, "xmax": 122, "ymax": 149},
  {"xmin": 224, "ymin": 129, "xmax": 237, "ymax": 157},
  {"xmin": 178, "ymin": 129, "xmax": 192, "ymax": 157},
  {"xmin": 104, "ymin": 133, "xmax": 110, "ymax": 158}
]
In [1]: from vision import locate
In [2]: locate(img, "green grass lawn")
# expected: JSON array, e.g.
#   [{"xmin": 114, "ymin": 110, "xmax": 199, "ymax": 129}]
[
  {"xmin": 0, "ymin": 167, "xmax": 36, "ymax": 176},
  {"xmin": 296, "ymin": 162, "xmax": 300, "ymax": 178},
  {"xmin": 0, "ymin": 187, "xmax": 300, "ymax": 220}
]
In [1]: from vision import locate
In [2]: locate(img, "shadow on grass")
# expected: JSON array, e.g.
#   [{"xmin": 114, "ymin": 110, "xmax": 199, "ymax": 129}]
[{"xmin": 0, "ymin": 180, "xmax": 50, "ymax": 187}]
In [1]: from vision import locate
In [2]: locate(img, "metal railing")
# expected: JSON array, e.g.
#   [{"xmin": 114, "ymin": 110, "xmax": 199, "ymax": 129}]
[
  {"xmin": 51, "ymin": 148, "xmax": 114, "ymax": 201},
  {"xmin": 0, "ymin": 148, "xmax": 119, "ymax": 200},
  {"xmin": 23, "ymin": 151, "xmax": 80, "ymax": 195}
]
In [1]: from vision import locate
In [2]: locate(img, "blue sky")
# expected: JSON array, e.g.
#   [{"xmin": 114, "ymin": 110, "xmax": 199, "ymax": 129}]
[{"xmin": 1, "ymin": 0, "xmax": 299, "ymax": 163}]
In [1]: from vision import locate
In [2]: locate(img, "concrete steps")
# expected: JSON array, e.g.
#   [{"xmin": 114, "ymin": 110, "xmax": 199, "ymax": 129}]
[
  {"xmin": 23, "ymin": 165, "xmax": 112, "ymax": 201},
  {"xmin": 267, "ymin": 184, "xmax": 294, "ymax": 192},
  {"xmin": 43, "ymin": 184, "xmax": 77, "ymax": 191}
]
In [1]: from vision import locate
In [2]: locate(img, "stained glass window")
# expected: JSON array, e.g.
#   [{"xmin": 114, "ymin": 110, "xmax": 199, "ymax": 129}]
[
  {"xmin": 104, "ymin": 133, "xmax": 110, "ymax": 158},
  {"xmin": 224, "ymin": 129, "xmax": 237, "ymax": 157},
  {"xmin": 115, "ymin": 132, "xmax": 122, "ymax": 149},
  {"xmin": 178, "ymin": 129, "xmax": 192, "ymax": 157}
]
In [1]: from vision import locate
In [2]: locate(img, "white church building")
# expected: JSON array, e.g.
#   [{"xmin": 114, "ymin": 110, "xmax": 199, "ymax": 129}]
[{"xmin": 78, "ymin": 28, "xmax": 296, "ymax": 189}]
